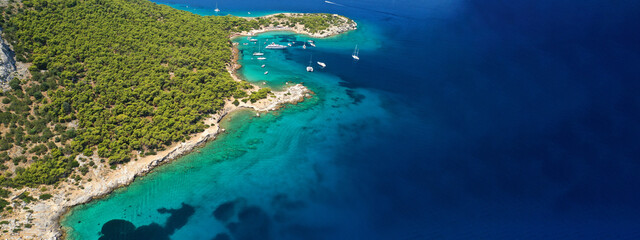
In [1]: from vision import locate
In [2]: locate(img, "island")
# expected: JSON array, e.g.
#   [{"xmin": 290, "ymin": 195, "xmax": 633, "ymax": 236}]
[{"xmin": 0, "ymin": 0, "xmax": 356, "ymax": 238}]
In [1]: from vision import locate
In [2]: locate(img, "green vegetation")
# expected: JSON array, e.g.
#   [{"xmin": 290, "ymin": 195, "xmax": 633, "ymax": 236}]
[
  {"xmin": 38, "ymin": 193, "xmax": 52, "ymax": 200},
  {"xmin": 0, "ymin": 0, "xmax": 345, "ymax": 207},
  {"xmin": 0, "ymin": 0, "xmax": 266, "ymax": 192},
  {"xmin": 261, "ymin": 13, "xmax": 353, "ymax": 33},
  {"xmin": 16, "ymin": 192, "xmax": 35, "ymax": 203},
  {"xmin": 0, "ymin": 199, "xmax": 9, "ymax": 212},
  {"xmin": 249, "ymin": 88, "xmax": 272, "ymax": 103}
]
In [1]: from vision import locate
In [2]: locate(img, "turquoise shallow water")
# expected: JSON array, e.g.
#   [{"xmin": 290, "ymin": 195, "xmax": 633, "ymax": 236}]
[
  {"xmin": 63, "ymin": 0, "xmax": 640, "ymax": 239},
  {"xmin": 62, "ymin": 24, "xmax": 395, "ymax": 239}
]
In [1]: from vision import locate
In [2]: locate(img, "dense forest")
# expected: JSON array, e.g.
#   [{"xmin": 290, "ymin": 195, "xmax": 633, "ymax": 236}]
[
  {"xmin": 0, "ymin": 0, "xmax": 346, "ymax": 211},
  {"xmin": 0, "ymin": 0, "xmax": 259, "ymax": 207}
]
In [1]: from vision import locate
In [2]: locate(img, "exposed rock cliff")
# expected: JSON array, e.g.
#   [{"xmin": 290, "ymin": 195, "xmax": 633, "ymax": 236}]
[{"xmin": 0, "ymin": 30, "xmax": 17, "ymax": 88}]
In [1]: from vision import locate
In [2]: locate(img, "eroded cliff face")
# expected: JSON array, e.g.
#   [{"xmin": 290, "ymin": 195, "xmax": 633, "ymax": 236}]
[{"xmin": 0, "ymin": 30, "xmax": 17, "ymax": 88}]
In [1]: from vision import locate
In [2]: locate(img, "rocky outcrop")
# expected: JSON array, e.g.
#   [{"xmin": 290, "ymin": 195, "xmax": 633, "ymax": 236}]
[{"xmin": 0, "ymin": 30, "xmax": 17, "ymax": 88}]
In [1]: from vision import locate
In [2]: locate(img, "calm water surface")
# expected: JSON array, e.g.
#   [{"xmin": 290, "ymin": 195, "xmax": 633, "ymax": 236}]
[{"xmin": 62, "ymin": 0, "xmax": 640, "ymax": 239}]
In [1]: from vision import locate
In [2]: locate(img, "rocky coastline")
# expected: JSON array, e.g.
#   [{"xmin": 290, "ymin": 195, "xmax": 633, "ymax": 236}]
[
  {"xmin": 0, "ymin": 10, "xmax": 353, "ymax": 240},
  {"xmin": 1, "ymin": 48, "xmax": 311, "ymax": 240}
]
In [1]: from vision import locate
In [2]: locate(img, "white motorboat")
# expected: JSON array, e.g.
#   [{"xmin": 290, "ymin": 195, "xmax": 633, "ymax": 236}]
[{"xmin": 265, "ymin": 42, "xmax": 287, "ymax": 49}]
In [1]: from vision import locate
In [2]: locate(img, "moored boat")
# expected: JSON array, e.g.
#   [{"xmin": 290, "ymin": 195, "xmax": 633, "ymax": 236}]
[
  {"xmin": 265, "ymin": 42, "xmax": 287, "ymax": 49},
  {"xmin": 317, "ymin": 61, "xmax": 326, "ymax": 68},
  {"xmin": 307, "ymin": 55, "xmax": 314, "ymax": 72},
  {"xmin": 253, "ymin": 42, "xmax": 264, "ymax": 56}
]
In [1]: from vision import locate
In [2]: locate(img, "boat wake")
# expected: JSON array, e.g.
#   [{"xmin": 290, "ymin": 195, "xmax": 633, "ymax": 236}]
[
  {"xmin": 324, "ymin": 1, "xmax": 345, "ymax": 7},
  {"xmin": 324, "ymin": 0, "xmax": 411, "ymax": 19}
]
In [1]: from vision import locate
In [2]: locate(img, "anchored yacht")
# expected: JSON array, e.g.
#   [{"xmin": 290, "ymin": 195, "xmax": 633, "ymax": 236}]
[
  {"xmin": 307, "ymin": 55, "xmax": 314, "ymax": 72},
  {"xmin": 265, "ymin": 42, "xmax": 287, "ymax": 49}
]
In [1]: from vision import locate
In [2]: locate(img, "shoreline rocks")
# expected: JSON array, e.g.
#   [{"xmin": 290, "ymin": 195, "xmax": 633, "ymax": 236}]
[{"xmin": 0, "ymin": 11, "xmax": 329, "ymax": 240}]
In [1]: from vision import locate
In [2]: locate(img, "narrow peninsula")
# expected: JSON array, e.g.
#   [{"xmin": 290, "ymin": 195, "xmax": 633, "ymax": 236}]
[{"xmin": 0, "ymin": 0, "xmax": 356, "ymax": 239}]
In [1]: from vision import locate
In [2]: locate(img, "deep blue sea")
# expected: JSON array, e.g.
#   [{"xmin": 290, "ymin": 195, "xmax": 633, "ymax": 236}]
[{"xmin": 62, "ymin": 0, "xmax": 640, "ymax": 239}]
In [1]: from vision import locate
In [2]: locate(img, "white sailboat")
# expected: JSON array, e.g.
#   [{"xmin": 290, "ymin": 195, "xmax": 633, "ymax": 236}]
[
  {"xmin": 306, "ymin": 55, "xmax": 314, "ymax": 72},
  {"xmin": 253, "ymin": 42, "xmax": 264, "ymax": 56},
  {"xmin": 309, "ymin": 42, "xmax": 316, "ymax": 47},
  {"xmin": 264, "ymin": 71, "xmax": 269, "ymax": 75},
  {"xmin": 261, "ymin": 64, "xmax": 266, "ymax": 68},
  {"xmin": 317, "ymin": 61, "xmax": 326, "ymax": 68},
  {"xmin": 352, "ymin": 44, "xmax": 360, "ymax": 60},
  {"xmin": 214, "ymin": 2, "xmax": 220, "ymax": 13}
]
